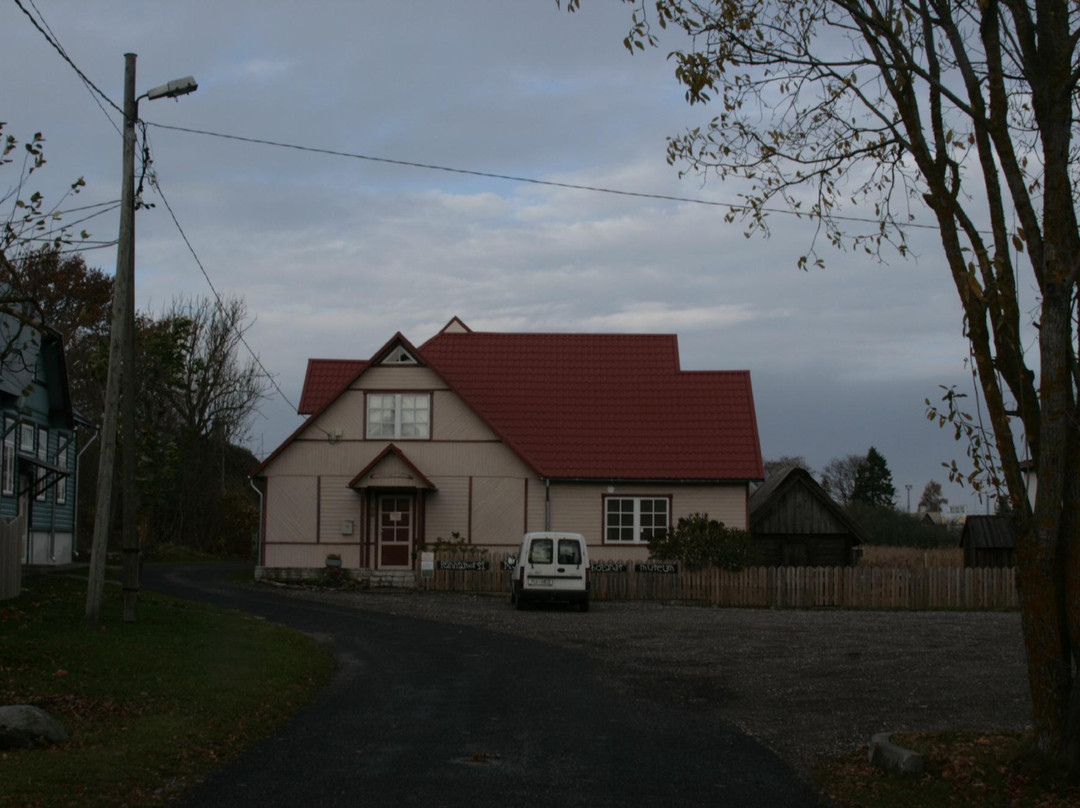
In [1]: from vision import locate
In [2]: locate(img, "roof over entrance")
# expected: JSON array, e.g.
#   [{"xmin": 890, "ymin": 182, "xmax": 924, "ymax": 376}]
[{"xmin": 348, "ymin": 445, "xmax": 436, "ymax": 490}]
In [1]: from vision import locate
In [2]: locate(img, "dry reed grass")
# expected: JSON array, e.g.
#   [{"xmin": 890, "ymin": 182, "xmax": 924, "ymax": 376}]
[{"xmin": 859, "ymin": 545, "xmax": 964, "ymax": 568}]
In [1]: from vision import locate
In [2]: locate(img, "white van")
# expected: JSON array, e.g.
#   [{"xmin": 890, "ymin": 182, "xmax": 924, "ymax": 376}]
[{"xmin": 510, "ymin": 531, "xmax": 591, "ymax": 612}]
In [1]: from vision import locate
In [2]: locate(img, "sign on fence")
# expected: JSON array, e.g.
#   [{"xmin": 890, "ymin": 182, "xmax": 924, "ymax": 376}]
[
  {"xmin": 437, "ymin": 559, "xmax": 489, "ymax": 571},
  {"xmin": 636, "ymin": 562, "xmax": 678, "ymax": 574},
  {"xmin": 593, "ymin": 561, "xmax": 628, "ymax": 573}
]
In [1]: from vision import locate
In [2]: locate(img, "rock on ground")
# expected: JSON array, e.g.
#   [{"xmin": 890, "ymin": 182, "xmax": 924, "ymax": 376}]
[{"xmin": 0, "ymin": 704, "xmax": 70, "ymax": 749}]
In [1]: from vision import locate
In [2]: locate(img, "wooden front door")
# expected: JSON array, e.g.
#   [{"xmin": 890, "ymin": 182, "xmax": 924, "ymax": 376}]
[{"xmin": 378, "ymin": 495, "xmax": 413, "ymax": 568}]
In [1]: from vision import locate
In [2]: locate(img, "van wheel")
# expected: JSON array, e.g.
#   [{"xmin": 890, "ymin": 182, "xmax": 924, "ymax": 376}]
[
  {"xmin": 579, "ymin": 598, "xmax": 589, "ymax": 613},
  {"xmin": 515, "ymin": 595, "xmax": 527, "ymax": 611}
]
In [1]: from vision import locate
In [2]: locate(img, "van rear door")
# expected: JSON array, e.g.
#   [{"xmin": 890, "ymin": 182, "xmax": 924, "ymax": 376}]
[{"xmin": 524, "ymin": 535, "xmax": 585, "ymax": 592}]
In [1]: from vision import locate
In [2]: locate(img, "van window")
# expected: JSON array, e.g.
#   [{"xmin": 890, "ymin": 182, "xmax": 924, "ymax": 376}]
[
  {"xmin": 558, "ymin": 539, "xmax": 582, "ymax": 564},
  {"xmin": 529, "ymin": 539, "xmax": 553, "ymax": 564}
]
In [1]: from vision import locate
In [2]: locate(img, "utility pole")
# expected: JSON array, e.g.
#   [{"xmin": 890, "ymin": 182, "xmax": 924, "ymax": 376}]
[
  {"xmin": 83, "ymin": 56, "xmax": 197, "ymax": 627},
  {"xmin": 85, "ymin": 53, "xmax": 136, "ymax": 627},
  {"xmin": 120, "ymin": 56, "xmax": 140, "ymax": 623}
]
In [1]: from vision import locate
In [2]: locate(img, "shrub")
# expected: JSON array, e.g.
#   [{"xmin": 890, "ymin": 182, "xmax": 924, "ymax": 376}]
[
  {"xmin": 648, "ymin": 513, "xmax": 754, "ymax": 571},
  {"xmin": 845, "ymin": 503, "xmax": 954, "ymax": 548}
]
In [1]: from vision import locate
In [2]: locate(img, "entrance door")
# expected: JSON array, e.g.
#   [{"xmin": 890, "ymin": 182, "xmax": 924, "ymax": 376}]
[{"xmin": 378, "ymin": 495, "xmax": 413, "ymax": 568}]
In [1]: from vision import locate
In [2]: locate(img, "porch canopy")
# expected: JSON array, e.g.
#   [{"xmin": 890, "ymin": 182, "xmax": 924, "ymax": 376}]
[{"xmin": 347, "ymin": 444, "xmax": 437, "ymax": 491}]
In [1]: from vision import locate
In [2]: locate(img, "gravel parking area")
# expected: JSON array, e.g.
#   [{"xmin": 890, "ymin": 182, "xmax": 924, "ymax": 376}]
[{"xmin": 273, "ymin": 585, "xmax": 1030, "ymax": 769}]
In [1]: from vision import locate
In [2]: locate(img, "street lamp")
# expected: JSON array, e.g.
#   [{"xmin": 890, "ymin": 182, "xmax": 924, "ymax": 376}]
[
  {"xmin": 85, "ymin": 54, "xmax": 197, "ymax": 627},
  {"xmin": 144, "ymin": 76, "xmax": 198, "ymax": 101}
]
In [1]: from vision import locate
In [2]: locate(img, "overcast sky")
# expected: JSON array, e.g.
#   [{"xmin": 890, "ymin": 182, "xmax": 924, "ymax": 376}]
[{"xmin": 2, "ymin": 0, "xmax": 1014, "ymax": 513}]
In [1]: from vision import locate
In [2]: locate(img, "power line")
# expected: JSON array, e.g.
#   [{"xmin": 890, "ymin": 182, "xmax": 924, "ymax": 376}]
[
  {"xmin": 146, "ymin": 121, "xmax": 947, "ymax": 232},
  {"xmin": 26, "ymin": 237, "xmax": 118, "ymax": 247},
  {"xmin": 147, "ymin": 169, "xmax": 312, "ymax": 424},
  {"xmin": 48, "ymin": 241, "xmax": 118, "ymax": 254},
  {"xmin": 53, "ymin": 200, "xmax": 122, "ymax": 216},
  {"xmin": 29, "ymin": 203, "xmax": 122, "ymax": 242},
  {"xmin": 12, "ymin": 0, "xmax": 125, "ymax": 130}
]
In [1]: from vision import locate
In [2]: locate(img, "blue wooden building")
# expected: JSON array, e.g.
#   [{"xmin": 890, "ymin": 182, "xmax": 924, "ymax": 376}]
[{"xmin": 0, "ymin": 320, "xmax": 81, "ymax": 566}]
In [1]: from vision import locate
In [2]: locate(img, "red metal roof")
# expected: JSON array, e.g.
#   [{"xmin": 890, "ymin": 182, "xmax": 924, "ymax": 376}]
[
  {"xmin": 297, "ymin": 358, "xmax": 367, "ymax": 415},
  {"xmin": 282, "ymin": 328, "xmax": 763, "ymax": 481},
  {"xmin": 420, "ymin": 331, "xmax": 762, "ymax": 480}
]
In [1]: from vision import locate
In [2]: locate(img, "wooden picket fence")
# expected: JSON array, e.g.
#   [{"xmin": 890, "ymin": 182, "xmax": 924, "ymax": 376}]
[
  {"xmin": 0, "ymin": 515, "xmax": 25, "ymax": 601},
  {"xmin": 427, "ymin": 551, "xmax": 1019, "ymax": 610}
]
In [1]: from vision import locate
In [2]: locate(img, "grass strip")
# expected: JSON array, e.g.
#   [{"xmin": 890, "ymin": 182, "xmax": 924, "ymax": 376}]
[
  {"xmin": 811, "ymin": 731, "xmax": 1080, "ymax": 807},
  {"xmin": 0, "ymin": 575, "xmax": 333, "ymax": 807}
]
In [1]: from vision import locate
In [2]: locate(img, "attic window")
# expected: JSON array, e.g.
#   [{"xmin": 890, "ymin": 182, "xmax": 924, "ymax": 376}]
[
  {"xmin": 367, "ymin": 393, "xmax": 430, "ymax": 440},
  {"xmin": 381, "ymin": 347, "xmax": 418, "ymax": 365}
]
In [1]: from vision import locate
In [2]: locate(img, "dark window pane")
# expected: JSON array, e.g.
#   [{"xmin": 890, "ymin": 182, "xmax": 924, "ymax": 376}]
[
  {"xmin": 529, "ymin": 539, "xmax": 553, "ymax": 564},
  {"xmin": 558, "ymin": 540, "xmax": 581, "ymax": 564}
]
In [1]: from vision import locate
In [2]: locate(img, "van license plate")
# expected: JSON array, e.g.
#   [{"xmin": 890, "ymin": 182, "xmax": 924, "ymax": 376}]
[{"xmin": 530, "ymin": 578, "xmax": 553, "ymax": 587}]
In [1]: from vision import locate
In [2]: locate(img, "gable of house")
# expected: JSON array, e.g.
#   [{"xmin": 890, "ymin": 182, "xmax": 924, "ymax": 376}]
[{"xmin": 749, "ymin": 466, "xmax": 864, "ymax": 566}]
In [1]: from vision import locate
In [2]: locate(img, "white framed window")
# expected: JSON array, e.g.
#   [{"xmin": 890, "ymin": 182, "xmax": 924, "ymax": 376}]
[
  {"xmin": 2, "ymin": 418, "xmax": 14, "ymax": 496},
  {"xmin": 20, "ymin": 423, "xmax": 34, "ymax": 454},
  {"xmin": 604, "ymin": 496, "xmax": 670, "ymax": 543},
  {"xmin": 55, "ymin": 440, "xmax": 69, "ymax": 505},
  {"xmin": 366, "ymin": 393, "xmax": 430, "ymax": 440},
  {"xmin": 35, "ymin": 428, "xmax": 48, "ymax": 501}
]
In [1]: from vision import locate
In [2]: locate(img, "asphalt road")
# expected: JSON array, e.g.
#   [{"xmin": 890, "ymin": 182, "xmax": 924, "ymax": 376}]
[{"xmin": 143, "ymin": 566, "xmax": 823, "ymax": 807}]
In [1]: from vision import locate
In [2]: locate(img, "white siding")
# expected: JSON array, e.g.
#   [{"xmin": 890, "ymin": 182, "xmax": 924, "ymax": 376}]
[
  {"xmin": 307, "ymin": 390, "xmax": 367, "ymax": 440},
  {"xmin": 672, "ymin": 487, "xmax": 748, "ymax": 528},
  {"xmin": 424, "ymin": 477, "xmax": 470, "ymax": 543},
  {"xmin": 319, "ymin": 476, "xmax": 364, "ymax": 543},
  {"xmin": 266, "ymin": 440, "xmax": 531, "ymax": 480},
  {"xmin": 471, "ymin": 477, "xmax": 526, "ymax": 544},
  {"xmin": 265, "ymin": 476, "xmax": 317, "ymax": 544},
  {"xmin": 352, "ymin": 452, "xmax": 426, "ymax": 489},
  {"xmin": 432, "ymin": 391, "xmax": 497, "ymax": 441},
  {"xmin": 352, "ymin": 366, "xmax": 445, "ymax": 391}
]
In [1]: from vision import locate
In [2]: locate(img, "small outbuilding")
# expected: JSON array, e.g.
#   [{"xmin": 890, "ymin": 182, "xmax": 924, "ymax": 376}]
[
  {"xmin": 749, "ymin": 466, "xmax": 865, "ymax": 566},
  {"xmin": 960, "ymin": 515, "xmax": 1016, "ymax": 568}
]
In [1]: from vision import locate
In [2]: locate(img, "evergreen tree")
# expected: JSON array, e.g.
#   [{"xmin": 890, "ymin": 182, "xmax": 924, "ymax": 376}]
[{"xmin": 851, "ymin": 447, "xmax": 896, "ymax": 508}]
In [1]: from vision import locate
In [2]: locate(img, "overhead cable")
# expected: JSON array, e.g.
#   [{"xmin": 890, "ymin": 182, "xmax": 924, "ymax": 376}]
[{"xmin": 146, "ymin": 121, "xmax": 947, "ymax": 232}]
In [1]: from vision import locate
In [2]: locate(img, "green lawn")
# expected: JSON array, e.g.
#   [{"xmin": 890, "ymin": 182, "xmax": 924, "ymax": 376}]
[{"xmin": 0, "ymin": 575, "xmax": 333, "ymax": 807}]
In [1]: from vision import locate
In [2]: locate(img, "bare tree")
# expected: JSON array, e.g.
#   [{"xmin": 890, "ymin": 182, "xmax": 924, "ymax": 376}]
[
  {"xmin": 1, "ymin": 127, "xmax": 88, "ymax": 373},
  {"xmin": 563, "ymin": 0, "xmax": 1080, "ymax": 760},
  {"xmin": 162, "ymin": 295, "xmax": 268, "ymax": 445},
  {"xmin": 762, "ymin": 455, "xmax": 812, "ymax": 480},
  {"xmin": 918, "ymin": 480, "xmax": 948, "ymax": 513},
  {"xmin": 820, "ymin": 454, "xmax": 866, "ymax": 507}
]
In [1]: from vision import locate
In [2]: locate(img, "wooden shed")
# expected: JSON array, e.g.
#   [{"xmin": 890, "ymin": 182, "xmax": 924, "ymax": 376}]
[
  {"xmin": 749, "ymin": 466, "xmax": 865, "ymax": 567},
  {"xmin": 960, "ymin": 515, "xmax": 1016, "ymax": 568}
]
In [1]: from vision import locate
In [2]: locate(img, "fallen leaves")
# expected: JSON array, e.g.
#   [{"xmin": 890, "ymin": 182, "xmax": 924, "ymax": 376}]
[{"xmin": 814, "ymin": 732, "xmax": 1080, "ymax": 808}]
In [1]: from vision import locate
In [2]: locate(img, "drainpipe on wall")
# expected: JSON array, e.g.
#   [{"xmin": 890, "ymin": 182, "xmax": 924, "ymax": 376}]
[
  {"xmin": 544, "ymin": 477, "xmax": 551, "ymax": 531},
  {"xmin": 249, "ymin": 478, "xmax": 264, "ymax": 567}
]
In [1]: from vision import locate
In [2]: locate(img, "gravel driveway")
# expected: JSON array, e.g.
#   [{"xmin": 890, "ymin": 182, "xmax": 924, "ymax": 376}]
[{"xmin": 269, "ymin": 584, "xmax": 1030, "ymax": 770}]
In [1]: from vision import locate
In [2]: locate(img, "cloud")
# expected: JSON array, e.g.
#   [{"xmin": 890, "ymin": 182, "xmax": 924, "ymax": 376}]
[
  {"xmin": 1, "ymin": 0, "xmax": 994, "ymax": 513},
  {"xmin": 581, "ymin": 303, "xmax": 763, "ymax": 332}
]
